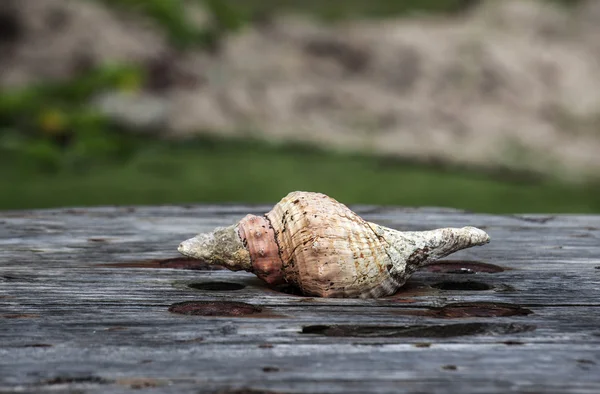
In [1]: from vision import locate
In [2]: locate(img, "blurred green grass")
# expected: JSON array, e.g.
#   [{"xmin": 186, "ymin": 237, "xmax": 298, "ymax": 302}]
[{"xmin": 2, "ymin": 137, "xmax": 599, "ymax": 213}]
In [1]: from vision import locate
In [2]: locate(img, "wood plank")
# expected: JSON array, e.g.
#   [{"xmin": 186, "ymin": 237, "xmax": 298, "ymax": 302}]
[{"xmin": 1, "ymin": 206, "xmax": 600, "ymax": 393}]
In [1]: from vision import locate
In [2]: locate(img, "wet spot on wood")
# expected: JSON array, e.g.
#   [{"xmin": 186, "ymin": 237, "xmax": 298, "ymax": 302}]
[
  {"xmin": 213, "ymin": 389, "xmax": 286, "ymax": 394},
  {"xmin": 571, "ymin": 233, "xmax": 592, "ymax": 238},
  {"xmin": 105, "ymin": 326, "xmax": 128, "ymax": 331},
  {"xmin": 434, "ymin": 302, "xmax": 532, "ymax": 318},
  {"xmin": 301, "ymin": 323, "xmax": 535, "ymax": 338},
  {"xmin": 1, "ymin": 275, "xmax": 36, "ymax": 282},
  {"xmin": 413, "ymin": 343, "xmax": 431, "ymax": 348},
  {"xmin": 168, "ymin": 301, "xmax": 262, "ymax": 317},
  {"xmin": 2, "ymin": 313, "xmax": 40, "ymax": 319},
  {"xmin": 394, "ymin": 302, "xmax": 532, "ymax": 319},
  {"xmin": 44, "ymin": 376, "xmax": 110, "ymax": 385},
  {"xmin": 21, "ymin": 343, "xmax": 53, "ymax": 348},
  {"xmin": 96, "ymin": 257, "xmax": 227, "ymax": 270},
  {"xmin": 88, "ymin": 237, "xmax": 109, "ymax": 243},
  {"xmin": 442, "ymin": 365, "xmax": 458, "ymax": 371},
  {"xmin": 188, "ymin": 282, "xmax": 246, "ymax": 291},
  {"xmin": 432, "ymin": 280, "xmax": 492, "ymax": 291},
  {"xmin": 391, "ymin": 298, "xmax": 417, "ymax": 303},
  {"xmin": 386, "ymin": 281, "xmax": 438, "ymax": 299},
  {"xmin": 576, "ymin": 359, "xmax": 597, "ymax": 370},
  {"xmin": 116, "ymin": 378, "xmax": 164, "ymax": 389},
  {"xmin": 295, "ymin": 297, "xmax": 317, "ymax": 303},
  {"xmin": 423, "ymin": 260, "xmax": 505, "ymax": 274},
  {"xmin": 502, "ymin": 340, "xmax": 525, "ymax": 346},
  {"xmin": 576, "ymin": 359, "xmax": 596, "ymax": 365},
  {"xmin": 494, "ymin": 284, "xmax": 517, "ymax": 292},
  {"xmin": 510, "ymin": 215, "xmax": 555, "ymax": 224},
  {"xmin": 352, "ymin": 342, "xmax": 386, "ymax": 347},
  {"xmin": 262, "ymin": 366, "xmax": 279, "ymax": 373}
]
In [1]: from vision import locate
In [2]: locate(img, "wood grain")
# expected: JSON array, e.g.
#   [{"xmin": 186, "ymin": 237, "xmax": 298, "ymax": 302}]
[{"xmin": 1, "ymin": 205, "xmax": 599, "ymax": 393}]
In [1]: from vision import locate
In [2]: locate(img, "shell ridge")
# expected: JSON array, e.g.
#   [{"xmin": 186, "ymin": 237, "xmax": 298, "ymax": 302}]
[
  {"xmin": 262, "ymin": 213, "xmax": 285, "ymax": 276},
  {"xmin": 238, "ymin": 215, "xmax": 284, "ymax": 285},
  {"xmin": 364, "ymin": 222, "xmax": 406, "ymax": 288}
]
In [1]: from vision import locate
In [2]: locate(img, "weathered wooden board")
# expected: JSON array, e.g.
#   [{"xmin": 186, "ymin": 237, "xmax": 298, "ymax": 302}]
[{"xmin": 1, "ymin": 205, "xmax": 599, "ymax": 393}]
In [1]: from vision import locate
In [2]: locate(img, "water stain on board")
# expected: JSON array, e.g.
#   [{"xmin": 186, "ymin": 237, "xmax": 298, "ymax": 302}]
[
  {"xmin": 301, "ymin": 322, "xmax": 535, "ymax": 338},
  {"xmin": 493, "ymin": 284, "xmax": 517, "ymax": 292},
  {"xmin": 105, "ymin": 326, "xmax": 128, "ymax": 332},
  {"xmin": 213, "ymin": 389, "xmax": 287, "ymax": 394},
  {"xmin": 20, "ymin": 343, "xmax": 53, "ymax": 348},
  {"xmin": 168, "ymin": 301, "xmax": 288, "ymax": 319},
  {"xmin": 502, "ymin": 340, "xmax": 525, "ymax": 346},
  {"xmin": 395, "ymin": 302, "xmax": 533, "ymax": 319},
  {"xmin": 413, "ymin": 342, "xmax": 432, "ymax": 348},
  {"xmin": 96, "ymin": 257, "xmax": 227, "ymax": 270},
  {"xmin": 116, "ymin": 378, "xmax": 165, "ymax": 389},
  {"xmin": 44, "ymin": 376, "xmax": 110, "ymax": 385},
  {"xmin": 188, "ymin": 282, "xmax": 246, "ymax": 291},
  {"xmin": 509, "ymin": 215, "xmax": 554, "ymax": 224},
  {"xmin": 422, "ymin": 260, "xmax": 506, "ymax": 274},
  {"xmin": 88, "ymin": 238, "xmax": 110, "ymax": 243},
  {"xmin": 435, "ymin": 302, "xmax": 532, "ymax": 318},
  {"xmin": 386, "ymin": 281, "xmax": 439, "ymax": 301},
  {"xmin": 1, "ymin": 274, "xmax": 37, "ymax": 282},
  {"xmin": 2, "ymin": 313, "xmax": 40, "ymax": 319},
  {"xmin": 168, "ymin": 301, "xmax": 262, "ymax": 317},
  {"xmin": 431, "ymin": 280, "xmax": 492, "ymax": 291}
]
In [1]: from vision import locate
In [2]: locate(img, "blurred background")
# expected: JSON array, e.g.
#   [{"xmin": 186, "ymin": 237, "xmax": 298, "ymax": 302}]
[{"xmin": 1, "ymin": 0, "xmax": 599, "ymax": 213}]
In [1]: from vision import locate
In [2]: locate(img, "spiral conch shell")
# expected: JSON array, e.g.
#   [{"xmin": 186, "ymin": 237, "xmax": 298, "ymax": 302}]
[{"xmin": 178, "ymin": 191, "xmax": 490, "ymax": 298}]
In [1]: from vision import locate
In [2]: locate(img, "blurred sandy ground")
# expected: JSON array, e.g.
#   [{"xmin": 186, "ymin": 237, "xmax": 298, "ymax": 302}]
[{"xmin": 2, "ymin": 0, "xmax": 600, "ymax": 180}]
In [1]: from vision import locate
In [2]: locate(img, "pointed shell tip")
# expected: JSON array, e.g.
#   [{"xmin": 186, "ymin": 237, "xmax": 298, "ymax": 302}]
[
  {"xmin": 464, "ymin": 226, "xmax": 490, "ymax": 245},
  {"xmin": 177, "ymin": 238, "xmax": 194, "ymax": 257}
]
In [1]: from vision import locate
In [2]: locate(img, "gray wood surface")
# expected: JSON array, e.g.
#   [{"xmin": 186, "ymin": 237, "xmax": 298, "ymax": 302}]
[{"xmin": 1, "ymin": 205, "xmax": 599, "ymax": 393}]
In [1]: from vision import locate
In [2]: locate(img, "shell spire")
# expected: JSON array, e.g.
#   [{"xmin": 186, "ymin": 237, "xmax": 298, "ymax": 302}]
[
  {"xmin": 178, "ymin": 191, "xmax": 490, "ymax": 298},
  {"xmin": 368, "ymin": 224, "xmax": 490, "ymax": 279}
]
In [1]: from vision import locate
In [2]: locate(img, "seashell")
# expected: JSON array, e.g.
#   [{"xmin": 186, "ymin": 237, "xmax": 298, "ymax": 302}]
[{"xmin": 178, "ymin": 191, "xmax": 490, "ymax": 298}]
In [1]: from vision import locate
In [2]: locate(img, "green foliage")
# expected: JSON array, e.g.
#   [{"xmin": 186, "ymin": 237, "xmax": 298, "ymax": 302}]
[
  {"xmin": 205, "ymin": 0, "xmax": 245, "ymax": 31},
  {"xmin": 0, "ymin": 65, "xmax": 143, "ymax": 171},
  {"xmin": 100, "ymin": 0, "xmax": 199, "ymax": 48},
  {"xmin": 1, "ymin": 136, "xmax": 599, "ymax": 213},
  {"xmin": 97, "ymin": 0, "xmax": 245, "ymax": 49}
]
